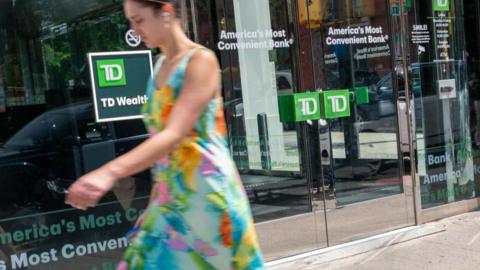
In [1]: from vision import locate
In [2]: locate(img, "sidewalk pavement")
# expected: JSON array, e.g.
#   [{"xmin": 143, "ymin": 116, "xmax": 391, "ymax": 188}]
[{"xmin": 268, "ymin": 211, "xmax": 480, "ymax": 270}]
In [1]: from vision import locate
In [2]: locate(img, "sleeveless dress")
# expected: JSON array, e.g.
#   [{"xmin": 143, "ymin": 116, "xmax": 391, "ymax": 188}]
[{"xmin": 117, "ymin": 48, "xmax": 265, "ymax": 270}]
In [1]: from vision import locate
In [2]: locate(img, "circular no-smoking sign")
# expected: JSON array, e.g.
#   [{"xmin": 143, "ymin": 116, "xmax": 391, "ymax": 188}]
[{"xmin": 125, "ymin": 29, "xmax": 141, "ymax": 47}]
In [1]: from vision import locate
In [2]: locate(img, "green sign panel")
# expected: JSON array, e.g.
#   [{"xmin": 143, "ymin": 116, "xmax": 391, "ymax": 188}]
[
  {"xmin": 354, "ymin": 87, "xmax": 369, "ymax": 104},
  {"xmin": 278, "ymin": 92, "xmax": 320, "ymax": 122},
  {"xmin": 96, "ymin": 59, "xmax": 127, "ymax": 87},
  {"xmin": 88, "ymin": 51, "xmax": 153, "ymax": 122},
  {"xmin": 294, "ymin": 92, "xmax": 321, "ymax": 121},
  {"xmin": 320, "ymin": 89, "xmax": 351, "ymax": 119},
  {"xmin": 433, "ymin": 0, "xmax": 449, "ymax": 11}
]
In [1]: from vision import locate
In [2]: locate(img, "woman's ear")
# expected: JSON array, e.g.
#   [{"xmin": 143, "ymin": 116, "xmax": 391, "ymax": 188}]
[
  {"xmin": 160, "ymin": 3, "xmax": 174, "ymax": 23},
  {"xmin": 161, "ymin": 3, "xmax": 174, "ymax": 16}
]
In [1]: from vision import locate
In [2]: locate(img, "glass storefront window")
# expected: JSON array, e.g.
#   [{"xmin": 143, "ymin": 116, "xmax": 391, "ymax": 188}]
[
  {"xmin": 214, "ymin": 0, "xmax": 311, "ymax": 223},
  {"xmin": 1, "ymin": 0, "xmax": 310, "ymax": 265},
  {"xmin": 407, "ymin": 0, "xmax": 476, "ymax": 208},
  {"xmin": 4, "ymin": 0, "xmax": 480, "ymax": 267},
  {"xmin": 219, "ymin": 0, "xmax": 299, "ymax": 173},
  {"xmin": 0, "ymin": 1, "xmax": 153, "ymax": 269}
]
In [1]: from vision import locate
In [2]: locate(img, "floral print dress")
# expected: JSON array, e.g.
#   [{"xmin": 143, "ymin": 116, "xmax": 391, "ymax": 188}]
[{"xmin": 117, "ymin": 48, "xmax": 265, "ymax": 270}]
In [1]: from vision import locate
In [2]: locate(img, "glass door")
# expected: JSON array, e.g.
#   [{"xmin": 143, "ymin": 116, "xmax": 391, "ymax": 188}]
[
  {"xmin": 207, "ymin": 0, "xmax": 328, "ymax": 261},
  {"xmin": 305, "ymin": 0, "xmax": 417, "ymax": 246}
]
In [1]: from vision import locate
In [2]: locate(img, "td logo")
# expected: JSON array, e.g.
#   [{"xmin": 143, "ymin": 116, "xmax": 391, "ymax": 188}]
[
  {"xmin": 299, "ymin": 97, "xmax": 318, "ymax": 116},
  {"xmin": 321, "ymin": 90, "xmax": 350, "ymax": 119},
  {"xmin": 433, "ymin": 0, "xmax": 449, "ymax": 11},
  {"xmin": 327, "ymin": 95, "xmax": 348, "ymax": 113},
  {"xmin": 96, "ymin": 59, "xmax": 127, "ymax": 87},
  {"xmin": 292, "ymin": 92, "xmax": 320, "ymax": 121}
]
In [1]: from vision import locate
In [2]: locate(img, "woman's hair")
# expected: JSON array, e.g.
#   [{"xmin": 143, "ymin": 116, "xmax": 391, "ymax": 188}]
[
  {"xmin": 127, "ymin": 0, "xmax": 182, "ymax": 16},
  {"xmin": 127, "ymin": 0, "xmax": 187, "ymax": 30}
]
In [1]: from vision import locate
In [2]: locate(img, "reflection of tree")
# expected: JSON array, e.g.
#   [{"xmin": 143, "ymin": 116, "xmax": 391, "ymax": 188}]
[
  {"xmin": 70, "ymin": 10, "xmax": 133, "ymax": 88},
  {"xmin": 42, "ymin": 33, "xmax": 74, "ymax": 89},
  {"xmin": 42, "ymin": 8, "xmax": 131, "ymax": 91},
  {"xmin": 44, "ymin": 45, "xmax": 69, "ymax": 69},
  {"xmin": 14, "ymin": 0, "xmax": 61, "ymax": 39},
  {"xmin": 73, "ymin": 11, "xmax": 129, "ymax": 53},
  {"xmin": 7, "ymin": 0, "xmax": 134, "ymax": 107}
]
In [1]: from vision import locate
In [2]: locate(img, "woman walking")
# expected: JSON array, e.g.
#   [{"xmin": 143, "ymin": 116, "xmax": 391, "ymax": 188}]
[{"xmin": 65, "ymin": 0, "xmax": 265, "ymax": 269}]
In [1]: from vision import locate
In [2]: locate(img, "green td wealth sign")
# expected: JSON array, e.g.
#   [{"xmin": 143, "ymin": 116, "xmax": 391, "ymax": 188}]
[
  {"xmin": 278, "ymin": 87, "xmax": 369, "ymax": 122},
  {"xmin": 88, "ymin": 51, "xmax": 153, "ymax": 122}
]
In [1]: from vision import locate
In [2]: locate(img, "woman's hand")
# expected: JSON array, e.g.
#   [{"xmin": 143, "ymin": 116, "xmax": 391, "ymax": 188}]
[{"xmin": 65, "ymin": 168, "xmax": 117, "ymax": 210}]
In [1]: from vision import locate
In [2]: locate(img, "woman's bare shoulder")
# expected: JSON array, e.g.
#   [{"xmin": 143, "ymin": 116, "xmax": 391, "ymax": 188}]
[
  {"xmin": 185, "ymin": 47, "xmax": 220, "ymax": 76},
  {"xmin": 190, "ymin": 47, "xmax": 218, "ymax": 65}
]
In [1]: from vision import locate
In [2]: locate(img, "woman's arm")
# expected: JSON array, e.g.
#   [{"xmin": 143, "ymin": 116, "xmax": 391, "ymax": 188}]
[{"xmin": 65, "ymin": 49, "xmax": 220, "ymax": 210}]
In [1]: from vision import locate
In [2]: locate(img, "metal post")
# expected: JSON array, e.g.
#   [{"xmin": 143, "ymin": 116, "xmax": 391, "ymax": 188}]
[
  {"xmin": 257, "ymin": 113, "xmax": 272, "ymax": 170},
  {"xmin": 399, "ymin": 1, "xmax": 422, "ymax": 225}
]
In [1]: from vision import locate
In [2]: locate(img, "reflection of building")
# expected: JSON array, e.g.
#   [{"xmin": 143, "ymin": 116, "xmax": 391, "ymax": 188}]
[{"xmin": 1, "ymin": 0, "xmax": 480, "ymax": 267}]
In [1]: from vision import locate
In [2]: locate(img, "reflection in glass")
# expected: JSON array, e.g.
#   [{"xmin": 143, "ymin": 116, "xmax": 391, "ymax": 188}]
[
  {"xmin": 218, "ymin": 0, "xmax": 308, "ymax": 222},
  {"xmin": 0, "ymin": 1, "xmax": 151, "ymax": 268},
  {"xmin": 314, "ymin": 0, "xmax": 402, "ymax": 206},
  {"xmin": 408, "ymin": 1, "xmax": 476, "ymax": 208}
]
